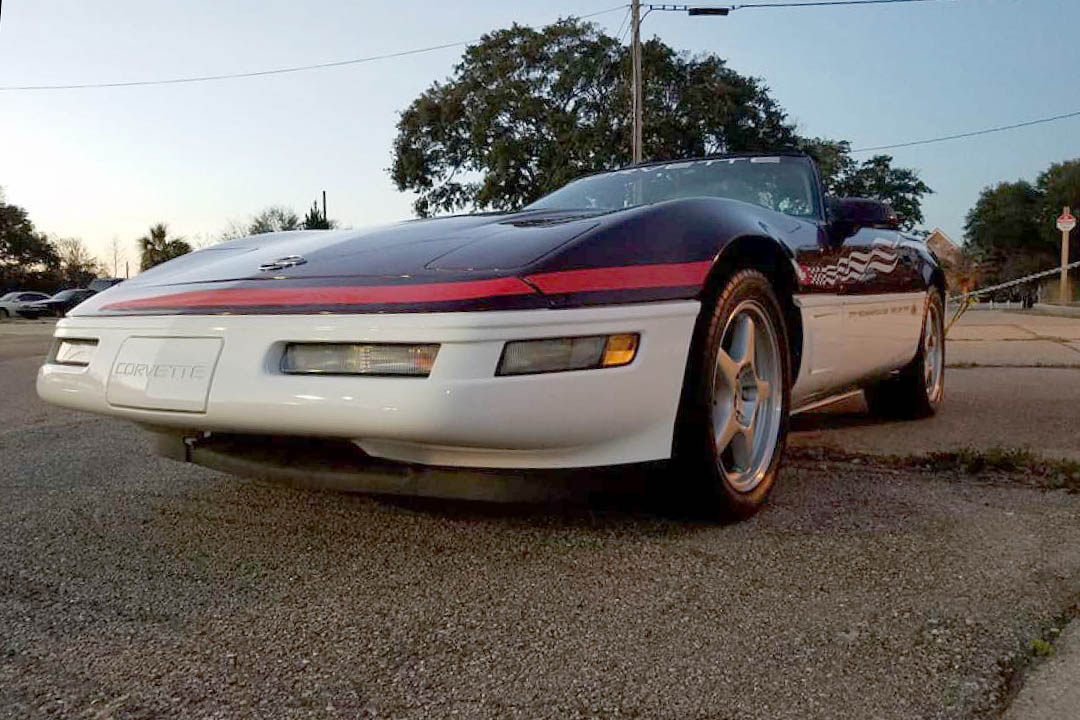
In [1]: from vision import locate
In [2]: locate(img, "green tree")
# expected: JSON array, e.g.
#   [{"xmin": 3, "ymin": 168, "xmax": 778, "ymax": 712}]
[
  {"xmin": 830, "ymin": 154, "xmax": 932, "ymax": 230},
  {"xmin": 0, "ymin": 198, "xmax": 59, "ymax": 290},
  {"xmin": 1036, "ymin": 159, "xmax": 1080, "ymax": 260},
  {"xmin": 963, "ymin": 181, "xmax": 1051, "ymax": 284},
  {"xmin": 303, "ymin": 201, "xmax": 333, "ymax": 230},
  {"xmin": 391, "ymin": 20, "xmax": 800, "ymax": 217},
  {"xmin": 52, "ymin": 236, "xmax": 103, "ymax": 287},
  {"xmin": 248, "ymin": 206, "xmax": 301, "ymax": 235},
  {"xmin": 798, "ymin": 137, "xmax": 856, "ymax": 190},
  {"xmin": 138, "ymin": 223, "xmax": 192, "ymax": 271}
]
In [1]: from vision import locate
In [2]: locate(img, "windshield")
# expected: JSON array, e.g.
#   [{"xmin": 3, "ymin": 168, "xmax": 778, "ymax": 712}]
[
  {"xmin": 0, "ymin": 293, "xmax": 17, "ymax": 302},
  {"xmin": 525, "ymin": 155, "xmax": 821, "ymax": 220}
]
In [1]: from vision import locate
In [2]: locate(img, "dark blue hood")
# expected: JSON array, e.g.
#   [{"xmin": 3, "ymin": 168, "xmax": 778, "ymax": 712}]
[{"xmin": 120, "ymin": 210, "xmax": 604, "ymax": 289}]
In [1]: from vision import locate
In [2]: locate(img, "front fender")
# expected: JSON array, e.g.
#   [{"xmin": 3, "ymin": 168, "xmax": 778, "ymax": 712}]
[{"xmin": 521, "ymin": 197, "xmax": 806, "ymax": 308}]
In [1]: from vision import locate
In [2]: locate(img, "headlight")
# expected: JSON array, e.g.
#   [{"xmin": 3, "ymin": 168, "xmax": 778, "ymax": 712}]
[
  {"xmin": 51, "ymin": 338, "xmax": 98, "ymax": 367},
  {"xmin": 281, "ymin": 343, "xmax": 439, "ymax": 377},
  {"xmin": 497, "ymin": 333, "xmax": 639, "ymax": 376}
]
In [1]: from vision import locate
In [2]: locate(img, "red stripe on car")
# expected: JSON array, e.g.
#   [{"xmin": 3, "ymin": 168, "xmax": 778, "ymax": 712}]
[
  {"xmin": 103, "ymin": 277, "xmax": 537, "ymax": 310},
  {"xmin": 102, "ymin": 261, "xmax": 715, "ymax": 311},
  {"xmin": 525, "ymin": 261, "xmax": 713, "ymax": 294}
]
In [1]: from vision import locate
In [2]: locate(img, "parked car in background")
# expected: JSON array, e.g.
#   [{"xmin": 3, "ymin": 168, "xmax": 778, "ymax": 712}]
[
  {"xmin": 0, "ymin": 291, "xmax": 51, "ymax": 319},
  {"xmin": 88, "ymin": 278, "xmax": 124, "ymax": 293},
  {"xmin": 18, "ymin": 289, "xmax": 97, "ymax": 318}
]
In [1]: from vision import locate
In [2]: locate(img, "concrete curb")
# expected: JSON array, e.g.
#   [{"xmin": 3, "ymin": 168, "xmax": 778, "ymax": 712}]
[
  {"xmin": 1004, "ymin": 620, "xmax": 1080, "ymax": 720},
  {"xmin": 1029, "ymin": 303, "xmax": 1080, "ymax": 318}
]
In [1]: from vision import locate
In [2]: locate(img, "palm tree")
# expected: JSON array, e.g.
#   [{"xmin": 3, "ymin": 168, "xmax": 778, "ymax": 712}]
[{"xmin": 138, "ymin": 223, "xmax": 191, "ymax": 271}]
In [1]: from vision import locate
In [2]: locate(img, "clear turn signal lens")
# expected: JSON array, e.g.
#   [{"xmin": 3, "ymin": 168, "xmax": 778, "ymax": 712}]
[
  {"xmin": 282, "ymin": 343, "xmax": 439, "ymax": 377},
  {"xmin": 52, "ymin": 338, "xmax": 98, "ymax": 366},
  {"xmin": 497, "ymin": 333, "xmax": 639, "ymax": 376}
]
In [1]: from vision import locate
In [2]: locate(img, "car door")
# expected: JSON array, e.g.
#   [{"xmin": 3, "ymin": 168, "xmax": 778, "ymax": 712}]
[
  {"xmin": 18, "ymin": 293, "xmax": 45, "ymax": 306},
  {"xmin": 789, "ymin": 222, "xmax": 867, "ymax": 404},
  {"xmin": 840, "ymin": 226, "xmax": 926, "ymax": 376}
]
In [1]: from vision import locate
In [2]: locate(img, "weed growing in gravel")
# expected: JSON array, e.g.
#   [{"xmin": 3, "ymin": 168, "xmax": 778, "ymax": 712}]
[
  {"xmin": 1030, "ymin": 638, "xmax": 1056, "ymax": 657},
  {"xmin": 920, "ymin": 446, "xmax": 1080, "ymax": 491},
  {"xmin": 923, "ymin": 446, "xmax": 1039, "ymax": 474},
  {"xmin": 539, "ymin": 534, "xmax": 606, "ymax": 550},
  {"xmin": 789, "ymin": 445, "xmax": 1080, "ymax": 492}
]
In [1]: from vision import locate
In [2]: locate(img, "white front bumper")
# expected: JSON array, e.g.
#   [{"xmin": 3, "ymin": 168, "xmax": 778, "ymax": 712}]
[{"xmin": 37, "ymin": 302, "xmax": 699, "ymax": 469}]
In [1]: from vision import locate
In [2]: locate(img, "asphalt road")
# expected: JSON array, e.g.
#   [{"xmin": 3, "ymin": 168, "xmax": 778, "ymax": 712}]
[
  {"xmin": 3, "ymin": 317, "xmax": 1080, "ymax": 719},
  {"xmin": 790, "ymin": 310, "xmax": 1080, "ymax": 460}
]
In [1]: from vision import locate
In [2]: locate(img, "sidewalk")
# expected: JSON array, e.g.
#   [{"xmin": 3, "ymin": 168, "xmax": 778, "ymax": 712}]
[
  {"xmin": 1031, "ymin": 303, "xmax": 1080, "ymax": 319},
  {"xmin": 1004, "ymin": 620, "xmax": 1080, "ymax": 720}
]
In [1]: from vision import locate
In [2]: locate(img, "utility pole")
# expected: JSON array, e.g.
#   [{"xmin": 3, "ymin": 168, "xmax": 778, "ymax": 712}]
[
  {"xmin": 631, "ymin": 0, "xmax": 643, "ymax": 164},
  {"xmin": 322, "ymin": 190, "xmax": 327, "ymax": 224},
  {"xmin": 629, "ymin": 5, "xmax": 729, "ymax": 164}
]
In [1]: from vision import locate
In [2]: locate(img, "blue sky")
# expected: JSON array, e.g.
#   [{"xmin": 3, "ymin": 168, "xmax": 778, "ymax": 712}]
[{"xmin": 1, "ymin": 0, "xmax": 1076, "ymax": 269}]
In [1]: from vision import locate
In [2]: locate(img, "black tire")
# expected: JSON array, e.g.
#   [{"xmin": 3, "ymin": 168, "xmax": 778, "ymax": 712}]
[
  {"xmin": 675, "ymin": 269, "xmax": 792, "ymax": 520},
  {"xmin": 0, "ymin": 308, "xmax": 8, "ymax": 320},
  {"xmin": 864, "ymin": 291, "xmax": 945, "ymax": 419}
]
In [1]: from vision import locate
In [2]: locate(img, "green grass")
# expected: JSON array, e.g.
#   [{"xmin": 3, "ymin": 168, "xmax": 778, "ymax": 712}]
[
  {"xmin": 539, "ymin": 533, "xmax": 606, "ymax": 550},
  {"xmin": 789, "ymin": 445, "xmax": 1080, "ymax": 493},
  {"xmin": 917, "ymin": 446, "xmax": 1080, "ymax": 491},
  {"xmin": 1031, "ymin": 637, "xmax": 1056, "ymax": 657}
]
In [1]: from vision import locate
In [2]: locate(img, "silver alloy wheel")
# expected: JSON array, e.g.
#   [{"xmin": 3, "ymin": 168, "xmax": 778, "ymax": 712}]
[
  {"xmin": 923, "ymin": 301, "xmax": 944, "ymax": 401},
  {"xmin": 711, "ymin": 299, "xmax": 784, "ymax": 493}
]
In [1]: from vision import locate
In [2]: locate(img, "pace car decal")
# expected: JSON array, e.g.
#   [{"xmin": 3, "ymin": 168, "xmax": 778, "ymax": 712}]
[{"xmin": 798, "ymin": 241, "xmax": 900, "ymax": 289}]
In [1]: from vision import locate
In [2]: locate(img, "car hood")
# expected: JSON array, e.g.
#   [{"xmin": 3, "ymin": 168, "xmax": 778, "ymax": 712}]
[
  {"xmin": 128, "ymin": 211, "xmax": 602, "ymax": 286},
  {"xmin": 73, "ymin": 210, "xmax": 605, "ymax": 316}
]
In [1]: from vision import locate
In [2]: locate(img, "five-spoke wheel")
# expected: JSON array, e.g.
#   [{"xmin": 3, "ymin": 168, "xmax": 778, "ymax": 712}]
[
  {"xmin": 711, "ymin": 300, "xmax": 784, "ymax": 494},
  {"xmin": 864, "ymin": 291, "xmax": 945, "ymax": 418},
  {"xmin": 678, "ymin": 269, "xmax": 791, "ymax": 520}
]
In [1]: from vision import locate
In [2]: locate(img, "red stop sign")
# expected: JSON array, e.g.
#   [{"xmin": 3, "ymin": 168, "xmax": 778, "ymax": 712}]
[{"xmin": 1058, "ymin": 210, "xmax": 1077, "ymax": 233}]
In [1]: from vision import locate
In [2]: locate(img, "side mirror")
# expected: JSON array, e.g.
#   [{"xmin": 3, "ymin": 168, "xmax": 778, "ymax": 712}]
[
  {"xmin": 826, "ymin": 196, "xmax": 900, "ymax": 245},
  {"xmin": 825, "ymin": 196, "xmax": 854, "ymax": 245}
]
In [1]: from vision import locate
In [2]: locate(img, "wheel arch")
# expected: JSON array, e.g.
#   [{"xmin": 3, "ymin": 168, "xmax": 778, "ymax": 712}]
[{"xmin": 700, "ymin": 235, "xmax": 804, "ymax": 386}]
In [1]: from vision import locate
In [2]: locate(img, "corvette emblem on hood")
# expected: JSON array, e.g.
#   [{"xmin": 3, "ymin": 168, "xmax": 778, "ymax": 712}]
[{"xmin": 258, "ymin": 255, "xmax": 307, "ymax": 272}]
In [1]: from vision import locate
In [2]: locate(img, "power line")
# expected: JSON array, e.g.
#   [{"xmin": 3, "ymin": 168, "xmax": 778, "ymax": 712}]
[
  {"xmin": 734, "ymin": 0, "xmax": 952, "ymax": 8},
  {"xmin": 0, "ymin": 4, "xmax": 629, "ymax": 92},
  {"xmin": 0, "ymin": 41, "xmax": 473, "ymax": 91},
  {"xmin": 614, "ymin": 5, "xmax": 634, "ymax": 42},
  {"xmin": 729, "ymin": 0, "xmax": 953, "ymax": 8},
  {"xmin": 851, "ymin": 109, "xmax": 1080, "ymax": 153},
  {"xmin": 648, "ymin": 0, "xmax": 956, "ymax": 10}
]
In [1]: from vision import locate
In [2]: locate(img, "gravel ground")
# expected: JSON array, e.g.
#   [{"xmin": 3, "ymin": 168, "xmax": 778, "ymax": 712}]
[{"xmin": 4, "ymin": 337, "xmax": 1080, "ymax": 719}]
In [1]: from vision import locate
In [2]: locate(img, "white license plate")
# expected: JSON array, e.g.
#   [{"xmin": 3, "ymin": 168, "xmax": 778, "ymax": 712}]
[{"xmin": 106, "ymin": 337, "xmax": 223, "ymax": 412}]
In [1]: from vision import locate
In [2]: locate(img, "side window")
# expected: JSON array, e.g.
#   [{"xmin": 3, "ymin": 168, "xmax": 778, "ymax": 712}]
[{"xmin": 20, "ymin": 294, "xmax": 40, "ymax": 301}]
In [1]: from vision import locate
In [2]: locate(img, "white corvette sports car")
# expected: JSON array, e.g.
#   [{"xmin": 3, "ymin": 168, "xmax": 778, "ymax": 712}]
[{"xmin": 38, "ymin": 154, "xmax": 945, "ymax": 518}]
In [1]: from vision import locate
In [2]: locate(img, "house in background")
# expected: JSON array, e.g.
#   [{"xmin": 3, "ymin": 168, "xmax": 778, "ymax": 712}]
[{"xmin": 924, "ymin": 228, "xmax": 975, "ymax": 293}]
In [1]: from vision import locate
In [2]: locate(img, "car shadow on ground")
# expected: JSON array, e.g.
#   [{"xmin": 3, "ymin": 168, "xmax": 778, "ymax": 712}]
[
  {"xmin": 193, "ymin": 432, "xmax": 716, "ymax": 535},
  {"xmin": 788, "ymin": 393, "xmax": 925, "ymax": 434}
]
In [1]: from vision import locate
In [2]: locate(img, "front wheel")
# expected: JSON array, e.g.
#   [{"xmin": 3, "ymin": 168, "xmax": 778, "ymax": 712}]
[
  {"xmin": 0, "ymin": 308, "xmax": 8, "ymax": 320},
  {"xmin": 676, "ymin": 269, "xmax": 792, "ymax": 520},
  {"xmin": 864, "ymin": 291, "xmax": 945, "ymax": 418}
]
